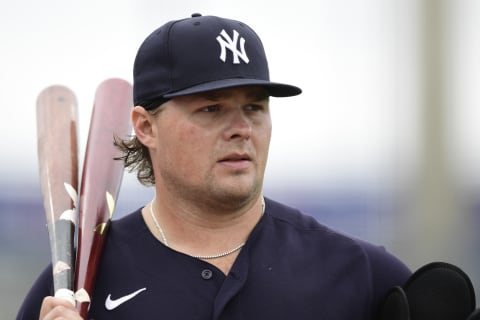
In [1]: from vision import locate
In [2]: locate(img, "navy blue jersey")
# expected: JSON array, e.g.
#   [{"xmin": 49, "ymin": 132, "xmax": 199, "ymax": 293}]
[{"xmin": 17, "ymin": 198, "xmax": 411, "ymax": 319}]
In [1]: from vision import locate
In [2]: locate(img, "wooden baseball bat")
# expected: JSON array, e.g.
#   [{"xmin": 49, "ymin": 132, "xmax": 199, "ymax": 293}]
[
  {"xmin": 36, "ymin": 85, "xmax": 79, "ymax": 306},
  {"xmin": 74, "ymin": 78, "xmax": 132, "ymax": 317}
]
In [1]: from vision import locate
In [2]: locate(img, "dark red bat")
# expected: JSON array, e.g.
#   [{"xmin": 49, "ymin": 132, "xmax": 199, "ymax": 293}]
[
  {"xmin": 74, "ymin": 78, "xmax": 132, "ymax": 317},
  {"xmin": 36, "ymin": 85, "xmax": 79, "ymax": 306}
]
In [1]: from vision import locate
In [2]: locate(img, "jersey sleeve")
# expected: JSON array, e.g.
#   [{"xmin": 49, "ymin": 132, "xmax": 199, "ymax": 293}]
[
  {"xmin": 16, "ymin": 265, "xmax": 53, "ymax": 320},
  {"xmin": 361, "ymin": 243, "xmax": 412, "ymax": 319}
]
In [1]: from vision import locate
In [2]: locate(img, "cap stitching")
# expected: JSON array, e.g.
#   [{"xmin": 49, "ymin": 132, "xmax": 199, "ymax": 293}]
[{"xmin": 165, "ymin": 20, "xmax": 180, "ymax": 98}]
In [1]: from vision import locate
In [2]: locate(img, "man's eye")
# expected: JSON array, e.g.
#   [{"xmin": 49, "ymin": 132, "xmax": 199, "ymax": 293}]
[
  {"xmin": 245, "ymin": 104, "xmax": 263, "ymax": 111},
  {"xmin": 201, "ymin": 105, "xmax": 220, "ymax": 112}
]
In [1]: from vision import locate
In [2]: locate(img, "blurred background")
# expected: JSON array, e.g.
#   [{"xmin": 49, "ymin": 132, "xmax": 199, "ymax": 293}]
[{"xmin": 1, "ymin": 0, "xmax": 479, "ymax": 318}]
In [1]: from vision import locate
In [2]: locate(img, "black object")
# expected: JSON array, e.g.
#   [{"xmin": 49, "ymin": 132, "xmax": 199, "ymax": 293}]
[{"xmin": 378, "ymin": 261, "xmax": 478, "ymax": 320}]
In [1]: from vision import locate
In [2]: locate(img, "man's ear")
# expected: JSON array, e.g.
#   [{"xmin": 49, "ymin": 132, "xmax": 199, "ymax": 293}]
[{"xmin": 132, "ymin": 106, "xmax": 156, "ymax": 148}]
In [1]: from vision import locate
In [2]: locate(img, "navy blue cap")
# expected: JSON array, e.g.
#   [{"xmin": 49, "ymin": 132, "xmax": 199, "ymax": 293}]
[{"xmin": 133, "ymin": 14, "xmax": 302, "ymax": 107}]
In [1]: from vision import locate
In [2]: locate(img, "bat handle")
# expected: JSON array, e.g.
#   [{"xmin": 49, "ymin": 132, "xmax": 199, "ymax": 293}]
[{"xmin": 49, "ymin": 219, "xmax": 76, "ymax": 306}]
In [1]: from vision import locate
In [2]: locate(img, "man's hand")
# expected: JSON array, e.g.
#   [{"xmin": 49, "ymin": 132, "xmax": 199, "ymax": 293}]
[{"xmin": 39, "ymin": 296, "xmax": 82, "ymax": 320}]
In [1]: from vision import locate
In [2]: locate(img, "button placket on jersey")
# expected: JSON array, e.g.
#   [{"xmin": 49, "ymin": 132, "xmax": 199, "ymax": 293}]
[{"xmin": 201, "ymin": 269, "xmax": 213, "ymax": 280}]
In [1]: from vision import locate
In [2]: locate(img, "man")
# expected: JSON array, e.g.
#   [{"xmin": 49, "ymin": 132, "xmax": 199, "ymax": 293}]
[{"xmin": 18, "ymin": 13, "xmax": 411, "ymax": 319}]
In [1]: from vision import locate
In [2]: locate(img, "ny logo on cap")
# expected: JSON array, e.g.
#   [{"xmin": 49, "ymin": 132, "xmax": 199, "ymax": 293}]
[{"xmin": 216, "ymin": 29, "xmax": 249, "ymax": 64}]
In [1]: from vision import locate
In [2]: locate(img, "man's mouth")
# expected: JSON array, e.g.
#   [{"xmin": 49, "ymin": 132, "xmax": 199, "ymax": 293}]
[
  {"xmin": 218, "ymin": 153, "xmax": 252, "ymax": 170},
  {"xmin": 219, "ymin": 153, "xmax": 251, "ymax": 162}
]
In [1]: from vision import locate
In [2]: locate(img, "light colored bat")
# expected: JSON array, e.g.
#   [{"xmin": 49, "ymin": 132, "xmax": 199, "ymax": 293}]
[{"xmin": 36, "ymin": 85, "xmax": 79, "ymax": 306}]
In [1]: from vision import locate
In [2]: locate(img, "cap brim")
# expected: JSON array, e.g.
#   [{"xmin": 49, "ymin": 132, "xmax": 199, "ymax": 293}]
[{"xmin": 163, "ymin": 78, "xmax": 301, "ymax": 98}]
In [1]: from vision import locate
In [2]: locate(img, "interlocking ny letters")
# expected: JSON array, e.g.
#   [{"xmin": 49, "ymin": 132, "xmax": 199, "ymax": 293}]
[{"xmin": 216, "ymin": 29, "xmax": 249, "ymax": 64}]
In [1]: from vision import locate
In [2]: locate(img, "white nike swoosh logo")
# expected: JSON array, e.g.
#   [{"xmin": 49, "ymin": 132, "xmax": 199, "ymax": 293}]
[{"xmin": 105, "ymin": 287, "xmax": 147, "ymax": 310}]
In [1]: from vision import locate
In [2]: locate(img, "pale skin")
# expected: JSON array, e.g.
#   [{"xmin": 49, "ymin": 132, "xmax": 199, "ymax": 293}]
[
  {"xmin": 39, "ymin": 297, "xmax": 82, "ymax": 320},
  {"xmin": 39, "ymin": 85, "xmax": 271, "ymax": 319}
]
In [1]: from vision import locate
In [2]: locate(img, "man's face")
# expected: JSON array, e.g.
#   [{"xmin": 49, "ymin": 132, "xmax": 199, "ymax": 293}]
[{"xmin": 150, "ymin": 86, "xmax": 271, "ymax": 209}]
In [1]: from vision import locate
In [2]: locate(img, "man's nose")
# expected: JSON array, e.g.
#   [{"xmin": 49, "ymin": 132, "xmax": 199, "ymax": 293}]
[{"xmin": 223, "ymin": 110, "xmax": 252, "ymax": 141}]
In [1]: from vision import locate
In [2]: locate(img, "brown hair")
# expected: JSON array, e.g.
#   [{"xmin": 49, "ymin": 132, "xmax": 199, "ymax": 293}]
[{"xmin": 114, "ymin": 99, "xmax": 165, "ymax": 186}]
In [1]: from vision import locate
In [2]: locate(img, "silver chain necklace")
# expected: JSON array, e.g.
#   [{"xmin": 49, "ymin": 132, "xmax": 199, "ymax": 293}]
[{"xmin": 149, "ymin": 198, "xmax": 265, "ymax": 260}]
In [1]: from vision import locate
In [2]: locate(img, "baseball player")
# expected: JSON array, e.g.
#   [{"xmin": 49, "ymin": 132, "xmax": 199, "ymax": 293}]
[{"xmin": 18, "ymin": 14, "xmax": 411, "ymax": 319}]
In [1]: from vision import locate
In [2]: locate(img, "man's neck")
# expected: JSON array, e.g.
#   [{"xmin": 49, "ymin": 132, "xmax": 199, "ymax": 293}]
[{"xmin": 141, "ymin": 193, "xmax": 265, "ymax": 274}]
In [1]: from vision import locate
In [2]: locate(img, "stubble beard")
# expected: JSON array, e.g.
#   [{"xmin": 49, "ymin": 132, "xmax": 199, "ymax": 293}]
[{"xmin": 160, "ymin": 168, "xmax": 263, "ymax": 213}]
